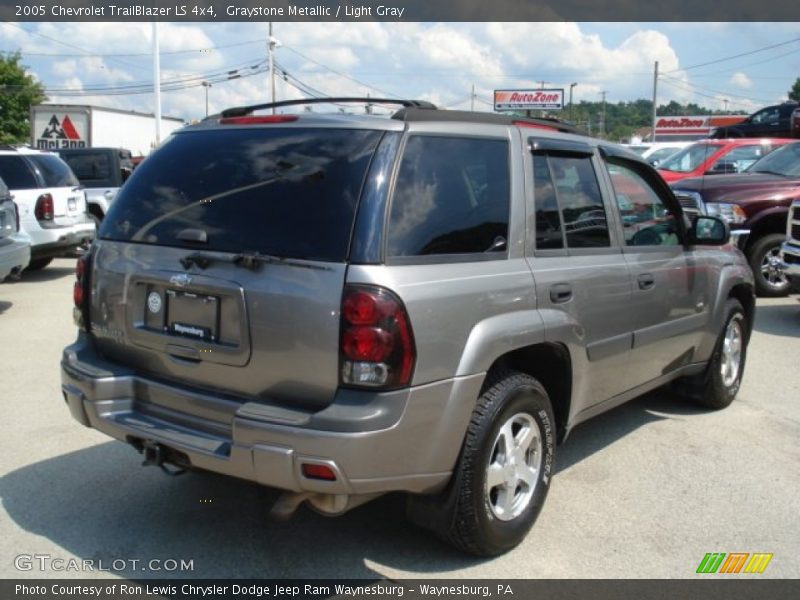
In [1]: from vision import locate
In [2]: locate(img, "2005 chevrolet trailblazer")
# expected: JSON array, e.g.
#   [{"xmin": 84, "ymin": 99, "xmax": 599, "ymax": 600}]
[{"xmin": 61, "ymin": 99, "xmax": 755, "ymax": 556}]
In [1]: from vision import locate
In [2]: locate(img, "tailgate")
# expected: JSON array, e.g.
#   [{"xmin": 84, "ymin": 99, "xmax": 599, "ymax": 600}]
[
  {"xmin": 90, "ymin": 125, "xmax": 385, "ymax": 409},
  {"xmin": 91, "ymin": 242, "xmax": 346, "ymax": 408}
]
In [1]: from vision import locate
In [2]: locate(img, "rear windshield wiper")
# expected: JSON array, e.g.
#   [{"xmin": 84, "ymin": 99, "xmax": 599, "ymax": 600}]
[{"xmin": 180, "ymin": 252, "xmax": 330, "ymax": 271}]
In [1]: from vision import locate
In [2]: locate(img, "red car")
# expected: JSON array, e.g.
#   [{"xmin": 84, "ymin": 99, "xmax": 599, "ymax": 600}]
[{"xmin": 657, "ymin": 138, "xmax": 794, "ymax": 183}]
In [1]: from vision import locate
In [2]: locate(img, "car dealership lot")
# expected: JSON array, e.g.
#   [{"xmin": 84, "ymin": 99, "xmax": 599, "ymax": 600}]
[{"xmin": 1, "ymin": 259, "xmax": 798, "ymax": 579}]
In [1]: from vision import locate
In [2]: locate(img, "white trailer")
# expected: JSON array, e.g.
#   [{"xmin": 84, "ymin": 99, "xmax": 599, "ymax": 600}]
[{"xmin": 30, "ymin": 104, "xmax": 185, "ymax": 156}]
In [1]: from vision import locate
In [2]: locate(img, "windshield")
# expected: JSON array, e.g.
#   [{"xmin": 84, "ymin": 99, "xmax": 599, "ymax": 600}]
[
  {"xmin": 26, "ymin": 154, "xmax": 80, "ymax": 187},
  {"xmin": 658, "ymin": 143, "xmax": 720, "ymax": 173},
  {"xmin": 748, "ymin": 142, "xmax": 800, "ymax": 177},
  {"xmin": 101, "ymin": 127, "xmax": 383, "ymax": 261}
]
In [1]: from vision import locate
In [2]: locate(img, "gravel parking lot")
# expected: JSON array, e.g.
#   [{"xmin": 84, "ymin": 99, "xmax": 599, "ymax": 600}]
[{"xmin": 1, "ymin": 258, "xmax": 798, "ymax": 579}]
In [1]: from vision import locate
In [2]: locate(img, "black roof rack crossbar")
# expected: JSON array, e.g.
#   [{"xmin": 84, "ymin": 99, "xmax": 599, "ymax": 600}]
[{"xmin": 221, "ymin": 97, "xmax": 437, "ymax": 118}]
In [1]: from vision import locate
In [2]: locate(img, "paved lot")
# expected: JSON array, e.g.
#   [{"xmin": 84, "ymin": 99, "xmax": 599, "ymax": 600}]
[{"xmin": 1, "ymin": 258, "xmax": 798, "ymax": 579}]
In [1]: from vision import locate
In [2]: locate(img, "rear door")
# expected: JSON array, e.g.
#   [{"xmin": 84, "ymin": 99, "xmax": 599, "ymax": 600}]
[
  {"xmin": 599, "ymin": 149, "xmax": 710, "ymax": 386},
  {"xmin": 24, "ymin": 154, "xmax": 86, "ymax": 225},
  {"xmin": 93, "ymin": 125, "xmax": 385, "ymax": 409},
  {"xmin": 526, "ymin": 139, "xmax": 635, "ymax": 405}
]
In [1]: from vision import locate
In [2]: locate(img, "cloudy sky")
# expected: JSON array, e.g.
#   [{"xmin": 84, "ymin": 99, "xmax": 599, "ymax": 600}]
[{"xmin": 1, "ymin": 22, "xmax": 799, "ymax": 121}]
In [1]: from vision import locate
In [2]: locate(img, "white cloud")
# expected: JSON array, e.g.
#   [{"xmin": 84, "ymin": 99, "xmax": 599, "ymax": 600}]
[{"xmin": 729, "ymin": 72, "xmax": 753, "ymax": 89}]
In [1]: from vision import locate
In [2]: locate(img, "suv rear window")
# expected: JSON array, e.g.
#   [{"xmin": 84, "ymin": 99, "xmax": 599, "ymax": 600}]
[
  {"xmin": 26, "ymin": 154, "xmax": 80, "ymax": 187},
  {"xmin": 0, "ymin": 156, "xmax": 39, "ymax": 190},
  {"xmin": 101, "ymin": 128, "xmax": 383, "ymax": 261},
  {"xmin": 61, "ymin": 152, "xmax": 111, "ymax": 181}
]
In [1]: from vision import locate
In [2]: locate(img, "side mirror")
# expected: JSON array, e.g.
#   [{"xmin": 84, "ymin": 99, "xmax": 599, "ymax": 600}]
[
  {"xmin": 649, "ymin": 159, "xmax": 660, "ymax": 167},
  {"xmin": 688, "ymin": 216, "xmax": 730, "ymax": 245}
]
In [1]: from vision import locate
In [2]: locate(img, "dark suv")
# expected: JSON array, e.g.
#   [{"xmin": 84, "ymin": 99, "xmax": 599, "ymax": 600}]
[
  {"xmin": 61, "ymin": 99, "xmax": 754, "ymax": 556},
  {"xmin": 710, "ymin": 102, "xmax": 798, "ymax": 139}
]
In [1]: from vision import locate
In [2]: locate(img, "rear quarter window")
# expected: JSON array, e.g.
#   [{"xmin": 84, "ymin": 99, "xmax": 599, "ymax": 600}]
[
  {"xmin": 387, "ymin": 135, "xmax": 510, "ymax": 258},
  {"xmin": 101, "ymin": 128, "xmax": 383, "ymax": 262},
  {"xmin": 26, "ymin": 155, "xmax": 80, "ymax": 187}
]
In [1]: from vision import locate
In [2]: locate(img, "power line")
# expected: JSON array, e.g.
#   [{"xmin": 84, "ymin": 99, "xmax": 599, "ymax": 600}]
[
  {"xmin": 663, "ymin": 36, "xmax": 800, "ymax": 74},
  {"xmin": 658, "ymin": 78, "xmax": 756, "ymax": 110},
  {"xmin": 660, "ymin": 74, "xmax": 779, "ymax": 104},
  {"xmin": 280, "ymin": 44, "xmax": 400, "ymax": 98},
  {"xmin": 0, "ymin": 38, "xmax": 266, "ymax": 58}
]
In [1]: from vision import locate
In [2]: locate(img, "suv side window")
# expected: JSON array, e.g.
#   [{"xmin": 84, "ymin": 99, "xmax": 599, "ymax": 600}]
[
  {"xmin": 606, "ymin": 160, "xmax": 681, "ymax": 247},
  {"xmin": 532, "ymin": 153, "xmax": 610, "ymax": 249},
  {"xmin": 387, "ymin": 136, "xmax": 509, "ymax": 258},
  {"xmin": 751, "ymin": 107, "xmax": 779, "ymax": 124}
]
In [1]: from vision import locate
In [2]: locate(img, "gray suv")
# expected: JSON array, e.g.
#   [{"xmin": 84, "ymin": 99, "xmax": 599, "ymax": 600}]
[{"xmin": 61, "ymin": 99, "xmax": 755, "ymax": 556}]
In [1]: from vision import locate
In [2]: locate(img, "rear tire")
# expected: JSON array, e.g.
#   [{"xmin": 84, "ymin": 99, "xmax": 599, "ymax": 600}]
[
  {"xmin": 748, "ymin": 233, "xmax": 791, "ymax": 297},
  {"xmin": 680, "ymin": 299, "xmax": 748, "ymax": 410},
  {"xmin": 26, "ymin": 257, "xmax": 53, "ymax": 271},
  {"xmin": 443, "ymin": 370, "xmax": 555, "ymax": 556}
]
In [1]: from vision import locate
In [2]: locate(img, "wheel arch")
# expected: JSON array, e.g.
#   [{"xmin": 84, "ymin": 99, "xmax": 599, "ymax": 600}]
[
  {"xmin": 744, "ymin": 207, "xmax": 789, "ymax": 254},
  {"xmin": 485, "ymin": 343, "xmax": 573, "ymax": 444}
]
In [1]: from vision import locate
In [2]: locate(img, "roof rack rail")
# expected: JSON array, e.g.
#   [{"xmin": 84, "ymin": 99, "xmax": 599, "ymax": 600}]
[{"xmin": 221, "ymin": 97, "xmax": 437, "ymax": 118}]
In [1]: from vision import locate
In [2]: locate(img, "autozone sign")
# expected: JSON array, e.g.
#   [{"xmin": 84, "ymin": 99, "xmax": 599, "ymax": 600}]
[
  {"xmin": 495, "ymin": 89, "xmax": 564, "ymax": 111},
  {"xmin": 655, "ymin": 115, "xmax": 748, "ymax": 136}
]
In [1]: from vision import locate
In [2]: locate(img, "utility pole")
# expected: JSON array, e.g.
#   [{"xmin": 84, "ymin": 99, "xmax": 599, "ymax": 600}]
[
  {"xmin": 471, "ymin": 83, "xmax": 475, "ymax": 111},
  {"xmin": 569, "ymin": 82, "xmax": 577, "ymax": 121},
  {"xmin": 652, "ymin": 60, "xmax": 659, "ymax": 142},
  {"xmin": 268, "ymin": 22, "xmax": 276, "ymax": 113},
  {"xmin": 152, "ymin": 22, "xmax": 161, "ymax": 146},
  {"xmin": 202, "ymin": 81, "xmax": 212, "ymax": 117},
  {"xmin": 599, "ymin": 90, "xmax": 608, "ymax": 138},
  {"xmin": 723, "ymin": 98, "xmax": 729, "ymax": 113}
]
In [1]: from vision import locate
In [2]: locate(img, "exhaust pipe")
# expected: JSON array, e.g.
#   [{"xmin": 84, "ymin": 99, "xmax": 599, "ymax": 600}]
[{"xmin": 269, "ymin": 491, "xmax": 383, "ymax": 520}]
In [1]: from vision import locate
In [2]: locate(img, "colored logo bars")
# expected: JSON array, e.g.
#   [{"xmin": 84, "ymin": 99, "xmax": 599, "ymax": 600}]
[{"xmin": 697, "ymin": 553, "xmax": 773, "ymax": 574}]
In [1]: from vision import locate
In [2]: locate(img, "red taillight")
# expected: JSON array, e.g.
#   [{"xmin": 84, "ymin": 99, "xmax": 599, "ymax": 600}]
[
  {"xmin": 301, "ymin": 463, "xmax": 337, "ymax": 481},
  {"xmin": 219, "ymin": 115, "xmax": 299, "ymax": 125},
  {"xmin": 73, "ymin": 254, "xmax": 91, "ymax": 330},
  {"xmin": 340, "ymin": 285, "xmax": 415, "ymax": 389},
  {"xmin": 342, "ymin": 327, "xmax": 393, "ymax": 362},
  {"xmin": 34, "ymin": 193, "xmax": 54, "ymax": 221},
  {"xmin": 73, "ymin": 281, "xmax": 84, "ymax": 307}
]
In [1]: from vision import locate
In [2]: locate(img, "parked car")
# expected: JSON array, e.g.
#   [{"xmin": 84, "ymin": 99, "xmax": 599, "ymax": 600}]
[
  {"xmin": 640, "ymin": 142, "xmax": 691, "ymax": 167},
  {"xmin": 61, "ymin": 99, "xmax": 754, "ymax": 557},
  {"xmin": 657, "ymin": 138, "xmax": 792, "ymax": 184},
  {"xmin": 0, "ymin": 146, "xmax": 95, "ymax": 270},
  {"xmin": 56, "ymin": 148, "xmax": 134, "ymax": 222},
  {"xmin": 0, "ymin": 175, "xmax": 31, "ymax": 281},
  {"xmin": 672, "ymin": 141, "xmax": 800, "ymax": 296},
  {"xmin": 709, "ymin": 102, "xmax": 799, "ymax": 139},
  {"xmin": 780, "ymin": 199, "xmax": 800, "ymax": 291},
  {"xmin": 792, "ymin": 106, "xmax": 800, "ymax": 138}
]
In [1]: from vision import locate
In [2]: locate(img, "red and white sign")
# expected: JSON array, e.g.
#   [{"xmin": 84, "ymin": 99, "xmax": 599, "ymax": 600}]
[
  {"xmin": 495, "ymin": 89, "xmax": 564, "ymax": 111},
  {"xmin": 655, "ymin": 115, "xmax": 748, "ymax": 137},
  {"xmin": 33, "ymin": 111, "xmax": 89, "ymax": 150}
]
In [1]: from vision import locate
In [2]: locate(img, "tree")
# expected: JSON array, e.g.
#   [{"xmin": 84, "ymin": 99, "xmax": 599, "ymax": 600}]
[
  {"xmin": 0, "ymin": 52, "xmax": 47, "ymax": 145},
  {"xmin": 789, "ymin": 78, "xmax": 800, "ymax": 102}
]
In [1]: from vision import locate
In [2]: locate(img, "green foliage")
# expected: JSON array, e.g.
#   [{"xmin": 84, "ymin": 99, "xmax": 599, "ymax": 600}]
[
  {"xmin": 0, "ymin": 52, "xmax": 47, "ymax": 145},
  {"xmin": 788, "ymin": 78, "xmax": 800, "ymax": 102}
]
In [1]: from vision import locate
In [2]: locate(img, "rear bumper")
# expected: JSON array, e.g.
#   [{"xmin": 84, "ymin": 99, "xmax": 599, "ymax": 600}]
[
  {"xmin": 28, "ymin": 217, "xmax": 96, "ymax": 259},
  {"xmin": 0, "ymin": 235, "xmax": 31, "ymax": 280},
  {"xmin": 61, "ymin": 335, "xmax": 483, "ymax": 496}
]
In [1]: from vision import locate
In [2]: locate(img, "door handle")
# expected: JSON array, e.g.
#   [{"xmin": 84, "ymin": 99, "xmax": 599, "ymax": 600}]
[
  {"xmin": 550, "ymin": 283, "xmax": 573, "ymax": 304},
  {"xmin": 637, "ymin": 273, "xmax": 656, "ymax": 290}
]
